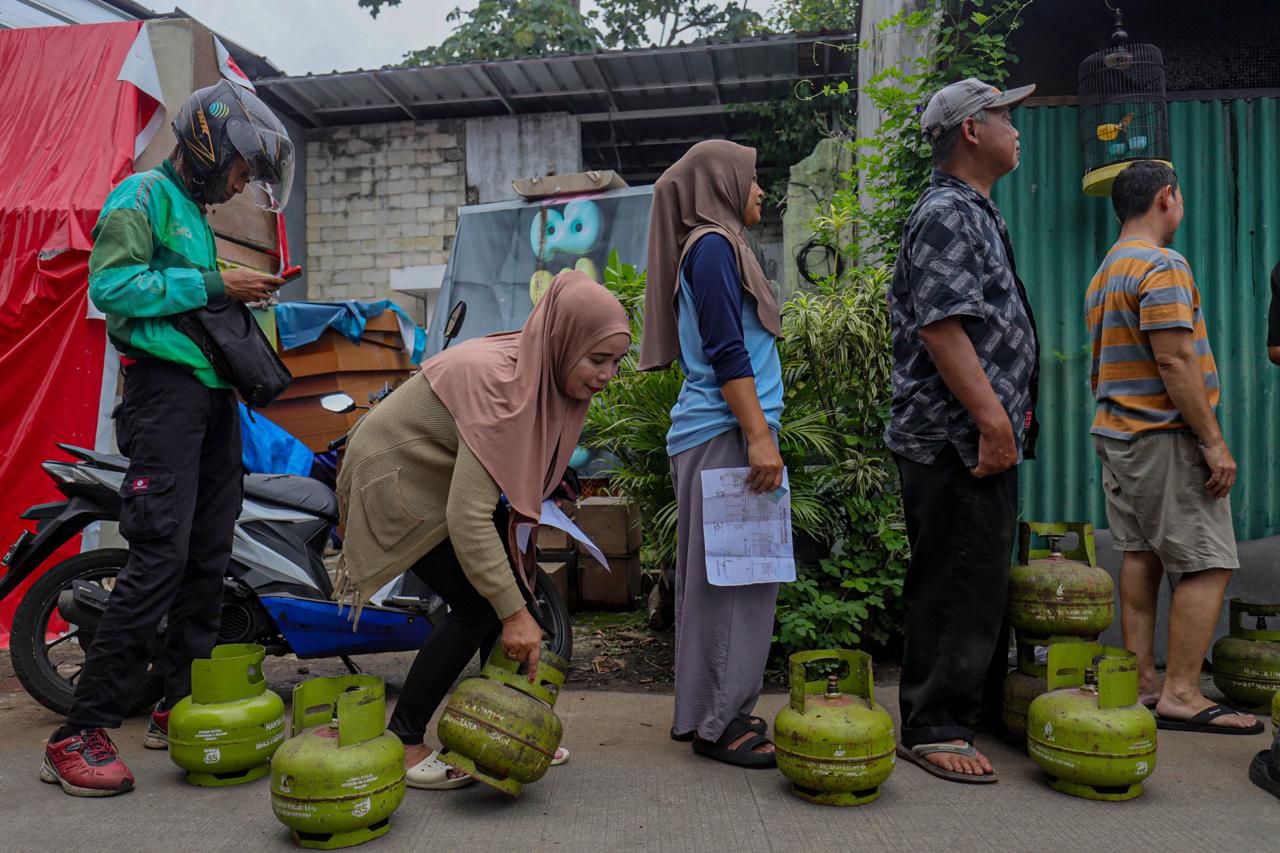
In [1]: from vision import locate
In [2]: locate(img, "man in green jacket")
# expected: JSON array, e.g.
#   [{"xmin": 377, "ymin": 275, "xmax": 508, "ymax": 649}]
[{"xmin": 41, "ymin": 80, "xmax": 293, "ymax": 797}]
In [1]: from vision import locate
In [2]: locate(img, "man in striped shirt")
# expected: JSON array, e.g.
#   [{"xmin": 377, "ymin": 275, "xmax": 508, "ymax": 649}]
[{"xmin": 1086, "ymin": 160, "xmax": 1260, "ymax": 735}]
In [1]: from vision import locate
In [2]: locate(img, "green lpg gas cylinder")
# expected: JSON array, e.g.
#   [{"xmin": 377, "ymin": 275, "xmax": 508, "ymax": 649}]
[
  {"xmin": 1002, "ymin": 635, "xmax": 1092, "ymax": 741},
  {"xmin": 1008, "ymin": 522, "xmax": 1114, "ymax": 638},
  {"xmin": 438, "ymin": 646, "xmax": 568, "ymax": 797},
  {"xmin": 1211, "ymin": 600, "xmax": 1280, "ymax": 711},
  {"xmin": 1002, "ymin": 668, "xmax": 1044, "ymax": 741},
  {"xmin": 1027, "ymin": 643, "xmax": 1156, "ymax": 801},
  {"xmin": 168, "ymin": 643, "xmax": 285, "ymax": 786},
  {"xmin": 270, "ymin": 675, "xmax": 405, "ymax": 850},
  {"xmin": 773, "ymin": 649, "xmax": 896, "ymax": 806}
]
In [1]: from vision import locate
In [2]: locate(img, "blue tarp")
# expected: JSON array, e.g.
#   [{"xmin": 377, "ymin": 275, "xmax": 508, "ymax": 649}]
[
  {"xmin": 240, "ymin": 403, "xmax": 314, "ymax": 476},
  {"xmin": 275, "ymin": 299, "xmax": 426, "ymax": 364}
]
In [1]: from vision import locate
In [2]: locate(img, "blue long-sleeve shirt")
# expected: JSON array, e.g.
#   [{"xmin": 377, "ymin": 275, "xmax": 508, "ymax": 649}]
[{"xmin": 666, "ymin": 233, "xmax": 784, "ymax": 456}]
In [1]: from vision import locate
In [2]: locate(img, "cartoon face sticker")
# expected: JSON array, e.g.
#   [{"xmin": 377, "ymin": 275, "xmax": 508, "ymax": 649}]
[{"xmin": 530, "ymin": 200, "xmax": 603, "ymax": 261}]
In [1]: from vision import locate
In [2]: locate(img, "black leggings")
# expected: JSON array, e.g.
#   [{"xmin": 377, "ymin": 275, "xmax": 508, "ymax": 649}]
[{"xmin": 387, "ymin": 517, "xmax": 508, "ymax": 745}]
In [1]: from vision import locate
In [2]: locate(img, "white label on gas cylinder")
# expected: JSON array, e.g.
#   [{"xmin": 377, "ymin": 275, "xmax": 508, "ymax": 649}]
[
  {"xmin": 1028, "ymin": 743, "xmax": 1075, "ymax": 769},
  {"xmin": 1135, "ymin": 761, "xmax": 1149, "ymax": 774},
  {"xmin": 1055, "ymin": 583, "xmax": 1065, "ymax": 598},
  {"xmin": 1043, "ymin": 722, "xmax": 1054, "ymax": 741},
  {"xmin": 255, "ymin": 731, "xmax": 285, "ymax": 751},
  {"xmin": 274, "ymin": 802, "xmax": 316, "ymax": 817},
  {"xmin": 196, "ymin": 728, "xmax": 228, "ymax": 741},
  {"xmin": 278, "ymin": 775, "xmax": 293, "ymax": 793},
  {"xmin": 341, "ymin": 774, "xmax": 377, "ymax": 791},
  {"xmin": 203, "ymin": 747, "xmax": 221, "ymax": 764},
  {"xmin": 264, "ymin": 716, "xmax": 284, "ymax": 731},
  {"xmin": 352, "ymin": 798, "xmax": 371, "ymax": 818},
  {"xmin": 833, "ymin": 748, "xmax": 846, "ymax": 757}
]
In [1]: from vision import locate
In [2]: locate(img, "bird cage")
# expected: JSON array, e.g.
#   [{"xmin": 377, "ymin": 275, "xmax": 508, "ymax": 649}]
[{"xmin": 1077, "ymin": 5, "xmax": 1171, "ymax": 196}]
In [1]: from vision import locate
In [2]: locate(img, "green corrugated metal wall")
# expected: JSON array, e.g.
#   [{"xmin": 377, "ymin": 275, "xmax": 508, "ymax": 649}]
[{"xmin": 994, "ymin": 98, "xmax": 1280, "ymax": 540}]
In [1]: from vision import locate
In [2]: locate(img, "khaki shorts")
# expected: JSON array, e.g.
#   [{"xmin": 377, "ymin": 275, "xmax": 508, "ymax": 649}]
[{"xmin": 1093, "ymin": 432, "xmax": 1239, "ymax": 573}]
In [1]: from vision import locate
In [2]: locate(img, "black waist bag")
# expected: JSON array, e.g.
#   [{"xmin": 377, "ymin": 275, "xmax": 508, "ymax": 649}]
[{"xmin": 173, "ymin": 296, "xmax": 292, "ymax": 407}]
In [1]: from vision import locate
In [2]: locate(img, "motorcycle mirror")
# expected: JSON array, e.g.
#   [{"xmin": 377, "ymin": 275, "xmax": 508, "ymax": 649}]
[
  {"xmin": 443, "ymin": 300, "xmax": 467, "ymax": 341},
  {"xmin": 320, "ymin": 393, "xmax": 356, "ymax": 414}
]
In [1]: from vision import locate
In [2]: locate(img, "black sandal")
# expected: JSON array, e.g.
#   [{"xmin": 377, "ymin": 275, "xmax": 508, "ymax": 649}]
[
  {"xmin": 691, "ymin": 717, "xmax": 776, "ymax": 769},
  {"xmin": 670, "ymin": 714, "xmax": 766, "ymax": 742}
]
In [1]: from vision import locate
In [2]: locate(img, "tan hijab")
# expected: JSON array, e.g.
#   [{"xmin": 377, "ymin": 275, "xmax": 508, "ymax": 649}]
[
  {"xmin": 424, "ymin": 270, "xmax": 630, "ymax": 590},
  {"xmin": 639, "ymin": 140, "xmax": 782, "ymax": 371}
]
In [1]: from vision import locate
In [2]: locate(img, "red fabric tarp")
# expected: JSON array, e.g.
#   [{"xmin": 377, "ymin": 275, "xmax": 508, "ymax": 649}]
[{"xmin": 0, "ymin": 22, "xmax": 156, "ymax": 647}]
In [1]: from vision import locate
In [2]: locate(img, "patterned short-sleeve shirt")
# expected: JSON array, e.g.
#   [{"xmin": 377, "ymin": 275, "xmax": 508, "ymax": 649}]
[
  {"xmin": 885, "ymin": 170, "xmax": 1040, "ymax": 467},
  {"xmin": 1085, "ymin": 239, "xmax": 1219, "ymax": 439}
]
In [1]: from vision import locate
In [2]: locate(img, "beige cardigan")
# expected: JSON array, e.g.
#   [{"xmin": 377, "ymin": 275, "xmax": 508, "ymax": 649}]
[{"xmin": 333, "ymin": 372, "xmax": 525, "ymax": 619}]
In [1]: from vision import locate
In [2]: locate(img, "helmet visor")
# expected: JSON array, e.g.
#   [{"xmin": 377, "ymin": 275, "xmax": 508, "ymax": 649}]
[
  {"xmin": 225, "ymin": 107, "xmax": 295, "ymax": 212},
  {"xmin": 248, "ymin": 133, "xmax": 294, "ymax": 213}
]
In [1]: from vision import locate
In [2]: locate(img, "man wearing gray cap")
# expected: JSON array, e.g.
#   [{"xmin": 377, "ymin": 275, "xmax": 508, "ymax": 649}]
[{"xmin": 885, "ymin": 78, "xmax": 1040, "ymax": 784}]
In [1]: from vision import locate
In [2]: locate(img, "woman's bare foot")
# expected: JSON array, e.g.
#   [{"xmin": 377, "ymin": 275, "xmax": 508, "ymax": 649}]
[
  {"xmin": 921, "ymin": 739, "xmax": 993, "ymax": 776},
  {"xmin": 404, "ymin": 743, "xmax": 469, "ymax": 780},
  {"xmin": 404, "ymin": 742, "xmax": 430, "ymax": 768},
  {"xmin": 727, "ymin": 731, "xmax": 773, "ymax": 754},
  {"xmin": 1155, "ymin": 694, "xmax": 1258, "ymax": 729}
]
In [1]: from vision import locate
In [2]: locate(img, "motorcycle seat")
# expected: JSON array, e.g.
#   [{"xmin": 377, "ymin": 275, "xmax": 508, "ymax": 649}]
[{"xmin": 244, "ymin": 473, "xmax": 339, "ymax": 521}]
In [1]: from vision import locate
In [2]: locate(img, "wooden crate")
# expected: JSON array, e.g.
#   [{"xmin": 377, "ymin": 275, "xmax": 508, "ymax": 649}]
[
  {"xmin": 538, "ymin": 561, "xmax": 572, "ymax": 611},
  {"xmin": 573, "ymin": 497, "xmax": 641, "ymax": 557},
  {"xmin": 275, "ymin": 370, "xmax": 414, "ymax": 403},
  {"xmin": 281, "ymin": 334, "xmax": 414, "ymax": 379},
  {"xmin": 578, "ymin": 552, "xmax": 641, "ymax": 611},
  {"xmin": 536, "ymin": 525, "xmax": 574, "ymax": 553},
  {"xmin": 259, "ymin": 399, "xmax": 362, "ymax": 453}
]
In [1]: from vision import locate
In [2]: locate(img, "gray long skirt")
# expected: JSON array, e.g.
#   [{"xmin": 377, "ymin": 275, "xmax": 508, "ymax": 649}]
[{"xmin": 670, "ymin": 427, "xmax": 780, "ymax": 742}]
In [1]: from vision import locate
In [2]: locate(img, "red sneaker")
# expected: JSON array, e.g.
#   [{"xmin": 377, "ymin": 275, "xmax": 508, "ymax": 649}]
[
  {"xmin": 41, "ymin": 729, "xmax": 135, "ymax": 797},
  {"xmin": 144, "ymin": 706, "xmax": 169, "ymax": 750}
]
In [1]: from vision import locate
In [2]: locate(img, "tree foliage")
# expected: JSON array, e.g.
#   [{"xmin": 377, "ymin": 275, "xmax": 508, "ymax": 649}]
[{"xmin": 359, "ymin": 0, "xmax": 775, "ymax": 64}]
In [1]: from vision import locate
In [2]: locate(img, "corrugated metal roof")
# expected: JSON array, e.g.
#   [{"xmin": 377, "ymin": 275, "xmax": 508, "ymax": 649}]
[
  {"xmin": 995, "ymin": 97, "xmax": 1280, "ymax": 540},
  {"xmin": 254, "ymin": 32, "xmax": 854, "ymax": 130}
]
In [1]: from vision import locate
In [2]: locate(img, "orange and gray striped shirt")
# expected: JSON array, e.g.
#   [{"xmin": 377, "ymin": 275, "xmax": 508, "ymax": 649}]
[{"xmin": 1085, "ymin": 238, "xmax": 1219, "ymax": 440}]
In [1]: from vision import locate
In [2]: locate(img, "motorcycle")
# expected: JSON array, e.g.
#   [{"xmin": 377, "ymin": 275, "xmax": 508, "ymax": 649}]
[{"xmin": 0, "ymin": 300, "xmax": 573, "ymax": 717}]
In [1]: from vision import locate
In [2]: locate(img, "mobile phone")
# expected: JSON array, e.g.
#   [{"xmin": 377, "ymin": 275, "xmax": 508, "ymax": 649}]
[{"xmin": 280, "ymin": 265, "xmax": 303, "ymax": 282}]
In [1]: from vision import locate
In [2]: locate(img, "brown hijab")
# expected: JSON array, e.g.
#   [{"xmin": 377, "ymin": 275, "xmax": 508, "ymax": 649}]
[
  {"xmin": 424, "ymin": 270, "xmax": 630, "ymax": 589},
  {"xmin": 638, "ymin": 140, "xmax": 782, "ymax": 371}
]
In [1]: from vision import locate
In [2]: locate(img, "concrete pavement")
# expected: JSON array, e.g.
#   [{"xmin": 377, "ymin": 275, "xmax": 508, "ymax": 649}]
[{"xmin": 2, "ymin": 659, "xmax": 1277, "ymax": 853}]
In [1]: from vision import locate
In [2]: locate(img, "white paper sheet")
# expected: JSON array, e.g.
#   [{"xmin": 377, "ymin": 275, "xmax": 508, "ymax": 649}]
[
  {"xmin": 516, "ymin": 499, "xmax": 611, "ymax": 571},
  {"xmin": 700, "ymin": 467, "xmax": 795, "ymax": 586}
]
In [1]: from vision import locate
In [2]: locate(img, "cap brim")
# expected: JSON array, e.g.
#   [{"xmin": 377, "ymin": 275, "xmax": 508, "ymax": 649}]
[{"xmin": 989, "ymin": 83, "xmax": 1036, "ymax": 109}]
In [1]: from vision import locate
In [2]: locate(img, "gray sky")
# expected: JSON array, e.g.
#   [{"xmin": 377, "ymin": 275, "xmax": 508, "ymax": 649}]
[{"xmin": 149, "ymin": 0, "xmax": 610, "ymax": 76}]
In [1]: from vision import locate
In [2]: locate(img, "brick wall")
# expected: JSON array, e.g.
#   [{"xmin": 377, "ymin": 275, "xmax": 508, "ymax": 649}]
[{"xmin": 304, "ymin": 120, "xmax": 466, "ymax": 317}]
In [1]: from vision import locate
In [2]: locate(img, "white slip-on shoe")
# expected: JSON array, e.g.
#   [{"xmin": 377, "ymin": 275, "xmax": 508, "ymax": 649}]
[{"xmin": 405, "ymin": 749, "xmax": 475, "ymax": 790}]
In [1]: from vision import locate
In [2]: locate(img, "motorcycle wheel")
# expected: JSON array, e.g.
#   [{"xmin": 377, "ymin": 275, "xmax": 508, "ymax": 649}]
[
  {"xmin": 9, "ymin": 549, "xmax": 163, "ymax": 717},
  {"xmin": 534, "ymin": 568, "xmax": 573, "ymax": 662}
]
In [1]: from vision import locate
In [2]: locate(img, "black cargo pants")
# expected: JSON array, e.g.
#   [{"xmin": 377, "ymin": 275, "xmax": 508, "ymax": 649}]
[
  {"xmin": 894, "ymin": 445, "xmax": 1018, "ymax": 748},
  {"xmin": 63, "ymin": 358, "xmax": 242, "ymax": 731}
]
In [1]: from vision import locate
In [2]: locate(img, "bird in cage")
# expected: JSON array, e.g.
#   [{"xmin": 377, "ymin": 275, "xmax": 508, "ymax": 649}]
[
  {"xmin": 1096, "ymin": 112, "xmax": 1149, "ymax": 157},
  {"xmin": 1095, "ymin": 112, "xmax": 1134, "ymax": 142}
]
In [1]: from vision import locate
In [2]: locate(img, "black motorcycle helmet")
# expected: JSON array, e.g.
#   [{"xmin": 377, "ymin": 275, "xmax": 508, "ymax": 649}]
[{"xmin": 172, "ymin": 79, "xmax": 294, "ymax": 212}]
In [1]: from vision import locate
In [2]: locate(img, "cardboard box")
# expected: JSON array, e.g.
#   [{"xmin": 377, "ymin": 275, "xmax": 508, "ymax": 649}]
[
  {"xmin": 574, "ymin": 497, "xmax": 641, "ymax": 557},
  {"xmin": 578, "ymin": 552, "xmax": 640, "ymax": 611}
]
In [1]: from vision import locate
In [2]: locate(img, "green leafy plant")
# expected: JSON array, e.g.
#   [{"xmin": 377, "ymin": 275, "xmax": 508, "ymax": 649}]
[{"xmin": 813, "ymin": 0, "xmax": 1029, "ymax": 263}]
